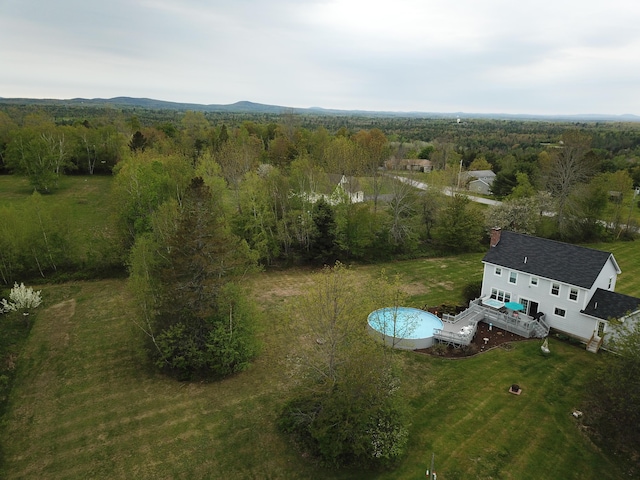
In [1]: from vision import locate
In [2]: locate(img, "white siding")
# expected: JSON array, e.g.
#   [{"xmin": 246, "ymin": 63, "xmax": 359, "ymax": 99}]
[
  {"xmin": 589, "ymin": 256, "xmax": 619, "ymax": 295},
  {"xmin": 481, "ymin": 261, "xmax": 601, "ymax": 341}
]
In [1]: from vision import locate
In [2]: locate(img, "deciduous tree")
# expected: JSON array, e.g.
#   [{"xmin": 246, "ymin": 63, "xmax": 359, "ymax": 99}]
[
  {"xmin": 486, "ymin": 196, "xmax": 541, "ymax": 235},
  {"xmin": 585, "ymin": 317, "xmax": 640, "ymax": 465},
  {"xmin": 278, "ymin": 264, "xmax": 408, "ymax": 468},
  {"xmin": 542, "ymin": 131, "xmax": 597, "ymax": 233},
  {"xmin": 354, "ymin": 129, "xmax": 389, "ymax": 212},
  {"xmin": 5, "ymin": 125, "xmax": 74, "ymax": 192}
]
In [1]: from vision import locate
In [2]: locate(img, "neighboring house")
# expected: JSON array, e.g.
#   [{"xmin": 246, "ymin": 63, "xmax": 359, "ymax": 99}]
[
  {"xmin": 461, "ymin": 170, "xmax": 496, "ymax": 195},
  {"xmin": 301, "ymin": 174, "xmax": 364, "ymax": 205},
  {"xmin": 405, "ymin": 159, "xmax": 433, "ymax": 172},
  {"xmin": 481, "ymin": 228, "xmax": 640, "ymax": 352},
  {"xmin": 384, "ymin": 158, "xmax": 433, "ymax": 172}
]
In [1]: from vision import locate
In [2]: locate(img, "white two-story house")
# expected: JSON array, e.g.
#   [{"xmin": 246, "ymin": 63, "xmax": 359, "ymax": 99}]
[{"xmin": 481, "ymin": 228, "xmax": 640, "ymax": 350}]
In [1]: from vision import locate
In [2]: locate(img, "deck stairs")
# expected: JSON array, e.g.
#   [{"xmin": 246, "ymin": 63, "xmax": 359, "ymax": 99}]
[
  {"xmin": 532, "ymin": 316, "xmax": 551, "ymax": 338},
  {"xmin": 586, "ymin": 333, "xmax": 603, "ymax": 353}
]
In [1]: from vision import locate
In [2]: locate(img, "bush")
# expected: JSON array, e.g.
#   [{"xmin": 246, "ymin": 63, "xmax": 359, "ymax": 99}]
[
  {"xmin": 429, "ymin": 342, "xmax": 449, "ymax": 356},
  {"xmin": 279, "ymin": 389, "xmax": 408, "ymax": 469},
  {"xmin": 462, "ymin": 280, "xmax": 482, "ymax": 304},
  {"xmin": 461, "ymin": 343, "xmax": 479, "ymax": 356},
  {"xmin": 1, "ymin": 283, "xmax": 42, "ymax": 314}
]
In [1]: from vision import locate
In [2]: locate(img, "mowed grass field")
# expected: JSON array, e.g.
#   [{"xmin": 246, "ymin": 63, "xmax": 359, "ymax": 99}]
[
  {"xmin": 0, "ymin": 174, "xmax": 114, "ymax": 230},
  {"xmin": 1, "ymin": 263, "xmax": 635, "ymax": 478}
]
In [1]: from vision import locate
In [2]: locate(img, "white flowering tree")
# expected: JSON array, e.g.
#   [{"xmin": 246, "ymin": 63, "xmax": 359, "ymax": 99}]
[{"xmin": 1, "ymin": 282, "xmax": 43, "ymax": 316}]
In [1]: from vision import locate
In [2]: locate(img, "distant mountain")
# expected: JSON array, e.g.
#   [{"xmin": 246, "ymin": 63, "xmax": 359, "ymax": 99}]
[
  {"xmin": 0, "ymin": 96, "xmax": 293, "ymax": 114},
  {"xmin": 1, "ymin": 96, "xmax": 638, "ymax": 122}
]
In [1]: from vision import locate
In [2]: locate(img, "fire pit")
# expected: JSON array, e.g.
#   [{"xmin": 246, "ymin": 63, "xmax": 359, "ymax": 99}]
[{"xmin": 509, "ymin": 384, "xmax": 522, "ymax": 395}]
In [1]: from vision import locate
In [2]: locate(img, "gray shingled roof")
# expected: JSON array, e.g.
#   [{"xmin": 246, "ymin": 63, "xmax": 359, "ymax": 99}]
[
  {"xmin": 482, "ymin": 231, "xmax": 616, "ymax": 289},
  {"xmin": 581, "ymin": 288, "xmax": 640, "ymax": 320}
]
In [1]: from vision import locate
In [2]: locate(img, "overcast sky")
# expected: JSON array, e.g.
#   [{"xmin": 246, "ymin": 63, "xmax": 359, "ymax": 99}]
[{"xmin": 1, "ymin": 0, "xmax": 639, "ymax": 115}]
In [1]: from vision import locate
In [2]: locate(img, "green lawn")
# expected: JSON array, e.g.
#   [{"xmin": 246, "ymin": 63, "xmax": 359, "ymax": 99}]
[
  {"xmin": 588, "ymin": 241, "xmax": 640, "ymax": 298},
  {"xmin": 0, "ymin": 174, "xmax": 114, "ymax": 234},
  {"xmin": 0, "ymin": 174, "xmax": 637, "ymax": 478},
  {"xmin": 0, "ymin": 273, "xmax": 630, "ymax": 479}
]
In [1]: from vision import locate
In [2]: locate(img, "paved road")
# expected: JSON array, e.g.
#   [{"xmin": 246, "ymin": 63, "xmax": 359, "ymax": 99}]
[
  {"xmin": 391, "ymin": 175, "xmax": 639, "ymax": 233},
  {"xmin": 391, "ymin": 175, "xmax": 502, "ymax": 206}
]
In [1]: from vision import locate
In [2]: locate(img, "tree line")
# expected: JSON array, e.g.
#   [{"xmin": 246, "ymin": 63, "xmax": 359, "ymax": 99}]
[{"xmin": 1, "ymin": 106, "xmax": 639, "ymax": 285}]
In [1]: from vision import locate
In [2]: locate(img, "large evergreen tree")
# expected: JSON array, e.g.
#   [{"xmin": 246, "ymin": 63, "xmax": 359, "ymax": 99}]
[
  {"xmin": 432, "ymin": 194, "xmax": 485, "ymax": 253},
  {"xmin": 307, "ymin": 198, "xmax": 340, "ymax": 265},
  {"xmin": 152, "ymin": 177, "xmax": 259, "ymax": 378}
]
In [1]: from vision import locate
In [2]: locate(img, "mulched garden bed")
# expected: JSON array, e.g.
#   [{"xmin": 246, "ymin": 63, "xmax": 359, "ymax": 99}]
[{"xmin": 415, "ymin": 320, "xmax": 528, "ymax": 358}]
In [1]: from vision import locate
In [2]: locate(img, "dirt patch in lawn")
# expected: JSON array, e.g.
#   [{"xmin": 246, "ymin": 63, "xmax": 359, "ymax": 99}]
[
  {"xmin": 43, "ymin": 299, "xmax": 76, "ymax": 349},
  {"xmin": 401, "ymin": 282, "xmax": 430, "ymax": 296}
]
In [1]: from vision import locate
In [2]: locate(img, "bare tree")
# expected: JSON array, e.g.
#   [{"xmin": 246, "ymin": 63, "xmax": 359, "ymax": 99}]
[
  {"xmin": 543, "ymin": 131, "xmax": 596, "ymax": 232},
  {"xmin": 387, "ymin": 176, "xmax": 418, "ymax": 247},
  {"xmin": 354, "ymin": 129, "xmax": 389, "ymax": 213}
]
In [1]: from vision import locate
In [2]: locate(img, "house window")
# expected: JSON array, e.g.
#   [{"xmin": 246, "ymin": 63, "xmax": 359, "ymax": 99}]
[
  {"xmin": 569, "ymin": 288, "xmax": 578, "ymax": 302},
  {"xmin": 551, "ymin": 283, "xmax": 560, "ymax": 296},
  {"xmin": 494, "ymin": 267, "xmax": 502, "ymax": 276},
  {"xmin": 554, "ymin": 307, "xmax": 566, "ymax": 317},
  {"xmin": 530, "ymin": 277, "xmax": 538, "ymax": 287},
  {"xmin": 490, "ymin": 288, "xmax": 511, "ymax": 303},
  {"xmin": 608, "ymin": 277, "xmax": 613, "ymax": 290},
  {"xmin": 509, "ymin": 272, "xmax": 517, "ymax": 284}
]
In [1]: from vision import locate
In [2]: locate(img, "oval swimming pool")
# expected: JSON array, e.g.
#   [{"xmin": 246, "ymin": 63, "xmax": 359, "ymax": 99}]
[{"xmin": 367, "ymin": 307, "xmax": 444, "ymax": 350}]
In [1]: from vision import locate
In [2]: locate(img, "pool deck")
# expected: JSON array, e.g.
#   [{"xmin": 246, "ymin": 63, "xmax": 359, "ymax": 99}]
[{"xmin": 433, "ymin": 299, "xmax": 550, "ymax": 346}]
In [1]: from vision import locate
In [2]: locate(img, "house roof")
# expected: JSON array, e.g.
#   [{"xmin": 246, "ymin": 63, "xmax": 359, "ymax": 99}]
[
  {"xmin": 482, "ymin": 231, "xmax": 619, "ymax": 289},
  {"xmin": 467, "ymin": 170, "xmax": 496, "ymax": 178},
  {"xmin": 462, "ymin": 171, "xmax": 496, "ymax": 185},
  {"xmin": 469, "ymin": 179, "xmax": 492, "ymax": 187},
  {"xmin": 581, "ymin": 288, "xmax": 640, "ymax": 320}
]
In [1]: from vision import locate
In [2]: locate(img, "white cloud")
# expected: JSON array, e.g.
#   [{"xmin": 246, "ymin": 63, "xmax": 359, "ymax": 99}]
[{"xmin": 1, "ymin": 0, "xmax": 639, "ymax": 114}]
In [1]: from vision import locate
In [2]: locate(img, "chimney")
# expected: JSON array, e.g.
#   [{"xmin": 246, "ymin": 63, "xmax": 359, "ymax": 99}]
[{"xmin": 490, "ymin": 227, "xmax": 502, "ymax": 247}]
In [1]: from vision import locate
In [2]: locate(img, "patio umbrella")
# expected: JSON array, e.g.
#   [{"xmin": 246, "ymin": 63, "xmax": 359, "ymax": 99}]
[{"xmin": 504, "ymin": 301, "xmax": 524, "ymax": 311}]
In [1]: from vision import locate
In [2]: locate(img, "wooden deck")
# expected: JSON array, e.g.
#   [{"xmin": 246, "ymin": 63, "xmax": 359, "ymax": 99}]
[{"xmin": 433, "ymin": 298, "xmax": 550, "ymax": 347}]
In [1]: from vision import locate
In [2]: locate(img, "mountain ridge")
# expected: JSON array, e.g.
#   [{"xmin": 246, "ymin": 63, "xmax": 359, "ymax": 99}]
[{"xmin": 1, "ymin": 96, "xmax": 638, "ymax": 122}]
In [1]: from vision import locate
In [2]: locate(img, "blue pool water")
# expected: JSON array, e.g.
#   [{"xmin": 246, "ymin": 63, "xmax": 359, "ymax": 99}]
[{"xmin": 367, "ymin": 307, "xmax": 443, "ymax": 340}]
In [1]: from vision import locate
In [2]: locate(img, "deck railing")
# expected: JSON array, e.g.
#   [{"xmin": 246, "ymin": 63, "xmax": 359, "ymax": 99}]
[
  {"xmin": 433, "ymin": 299, "xmax": 548, "ymax": 346},
  {"xmin": 470, "ymin": 298, "xmax": 549, "ymax": 339},
  {"xmin": 433, "ymin": 327, "xmax": 476, "ymax": 346}
]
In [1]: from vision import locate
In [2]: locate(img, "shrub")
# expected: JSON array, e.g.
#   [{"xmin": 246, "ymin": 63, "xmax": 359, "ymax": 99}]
[
  {"xmin": 461, "ymin": 343, "xmax": 479, "ymax": 356},
  {"xmin": 462, "ymin": 280, "xmax": 482, "ymax": 305},
  {"xmin": 279, "ymin": 389, "xmax": 408, "ymax": 469},
  {"xmin": 1, "ymin": 282, "xmax": 43, "ymax": 313},
  {"xmin": 430, "ymin": 342, "xmax": 449, "ymax": 356}
]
